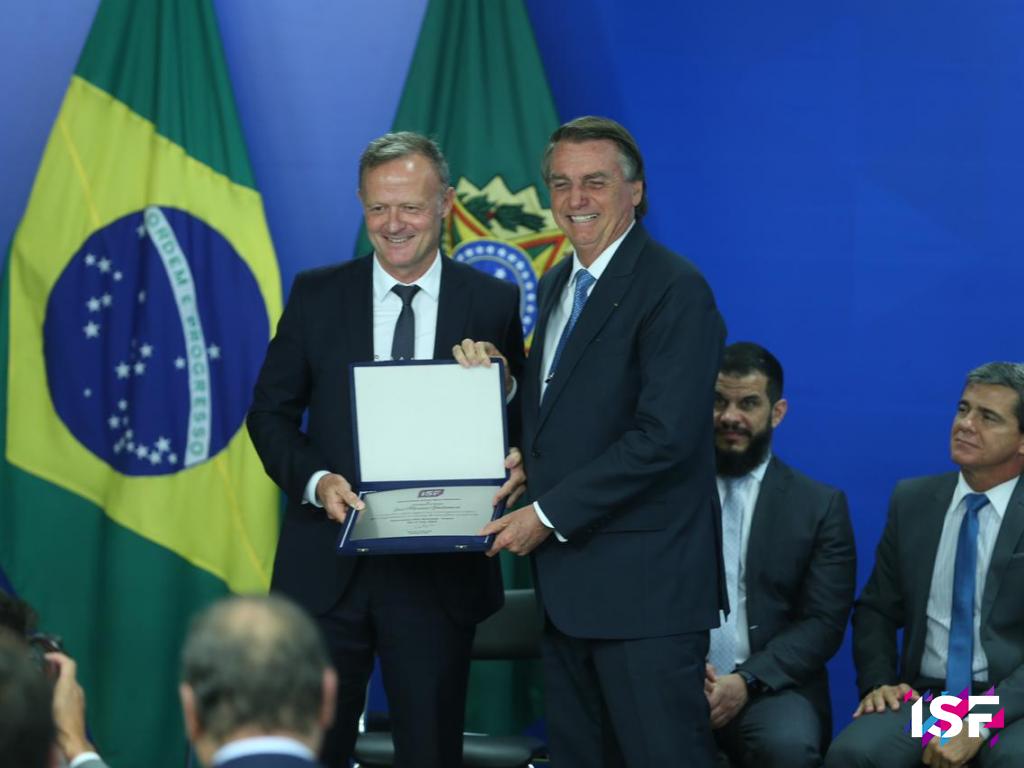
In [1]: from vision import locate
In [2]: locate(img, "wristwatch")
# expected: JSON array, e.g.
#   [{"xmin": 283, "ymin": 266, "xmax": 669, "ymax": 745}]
[{"xmin": 737, "ymin": 669, "xmax": 767, "ymax": 697}]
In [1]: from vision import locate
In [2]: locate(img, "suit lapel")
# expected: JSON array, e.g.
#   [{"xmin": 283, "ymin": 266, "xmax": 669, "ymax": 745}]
[
  {"xmin": 524, "ymin": 258, "xmax": 571, "ymax": 422},
  {"xmin": 345, "ymin": 255, "xmax": 374, "ymax": 362},
  {"xmin": 910, "ymin": 475, "xmax": 959, "ymax": 624},
  {"xmin": 433, "ymin": 255, "xmax": 470, "ymax": 359},
  {"xmin": 745, "ymin": 458, "xmax": 789, "ymax": 591},
  {"xmin": 535, "ymin": 225, "xmax": 648, "ymax": 431},
  {"xmin": 981, "ymin": 475, "xmax": 1024, "ymax": 624}
]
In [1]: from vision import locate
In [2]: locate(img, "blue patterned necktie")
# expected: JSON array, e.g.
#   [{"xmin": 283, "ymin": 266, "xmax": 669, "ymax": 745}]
[
  {"xmin": 947, "ymin": 492, "xmax": 989, "ymax": 695},
  {"xmin": 390, "ymin": 284, "xmax": 420, "ymax": 360},
  {"xmin": 709, "ymin": 476, "xmax": 746, "ymax": 674},
  {"xmin": 546, "ymin": 268, "xmax": 595, "ymax": 383}
]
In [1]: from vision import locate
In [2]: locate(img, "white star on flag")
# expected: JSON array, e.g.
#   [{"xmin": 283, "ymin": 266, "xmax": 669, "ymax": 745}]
[
  {"xmin": 85, "ymin": 253, "xmax": 96, "ymax": 265},
  {"xmin": 119, "ymin": 401, "xmax": 129, "ymax": 412},
  {"xmin": 98, "ymin": 258, "xmax": 112, "ymax": 273},
  {"xmin": 140, "ymin": 344, "xmax": 153, "ymax": 358},
  {"xmin": 87, "ymin": 297, "xmax": 101, "ymax": 312},
  {"xmin": 208, "ymin": 344, "xmax": 221, "ymax": 360},
  {"xmin": 115, "ymin": 362, "xmax": 130, "ymax": 379},
  {"xmin": 113, "ymin": 271, "xmax": 123, "ymax": 282},
  {"xmin": 174, "ymin": 357, "xmax": 186, "ymax": 369},
  {"xmin": 108, "ymin": 416, "xmax": 120, "ymax": 429},
  {"xmin": 156, "ymin": 437, "xmax": 171, "ymax": 452},
  {"xmin": 138, "ymin": 291, "xmax": 146, "ymax": 303},
  {"xmin": 149, "ymin": 452, "xmax": 162, "ymax": 465},
  {"xmin": 168, "ymin": 453, "xmax": 179, "ymax": 465},
  {"xmin": 83, "ymin": 322, "xmax": 100, "ymax": 338},
  {"xmin": 133, "ymin": 362, "xmax": 146, "ymax": 376},
  {"xmin": 136, "ymin": 446, "xmax": 148, "ymax": 459},
  {"xmin": 100, "ymin": 293, "xmax": 112, "ymax": 307}
]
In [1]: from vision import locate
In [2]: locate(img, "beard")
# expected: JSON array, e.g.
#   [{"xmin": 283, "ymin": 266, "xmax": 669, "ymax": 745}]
[{"xmin": 715, "ymin": 424, "xmax": 773, "ymax": 477}]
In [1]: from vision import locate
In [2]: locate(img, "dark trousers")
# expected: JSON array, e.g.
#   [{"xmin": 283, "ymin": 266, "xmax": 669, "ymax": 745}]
[
  {"xmin": 542, "ymin": 621, "xmax": 713, "ymax": 768},
  {"xmin": 714, "ymin": 688, "xmax": 823, "ymax": 768},
  {"xmin": 316, "ymin": 558, "xmax": 474, "ymax": 768}
]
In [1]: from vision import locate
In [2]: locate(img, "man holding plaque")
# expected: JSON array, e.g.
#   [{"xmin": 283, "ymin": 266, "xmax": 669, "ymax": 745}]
[
  {"xmin": 480, "ymin": 116, "xmax": 727, "ymax": 767},
  {"xmin": 247, "ymin": 132, "xmax": 525, "ymax": 768}
]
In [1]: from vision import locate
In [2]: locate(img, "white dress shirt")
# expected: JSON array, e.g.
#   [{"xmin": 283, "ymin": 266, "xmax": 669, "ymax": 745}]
[
  {"xmin": 715, "ymin": 454, "xmax": 771, "ymax": 666},
  {"xmin": 919, "ymin": 473, "xmax": 1019, "ymax": 683},
  {"xmin": 303, "ymin": 252, "xmax": 442, "ymax": 506},
  {"xmin": 212, "ymin": 735, "xmax": 316, "ymax": 765},
  {"xmin": 534, "ymin": 224, "xmax": 633, "ymax": 537}
]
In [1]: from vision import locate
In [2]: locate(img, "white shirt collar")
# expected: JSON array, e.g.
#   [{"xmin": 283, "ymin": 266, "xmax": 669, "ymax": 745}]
[
  {"xmin": 571, "ymin": 221, "xmax": 635, "ymax": 282},
  {"xmin": 213, "ymin": 735, "xmax": 315, "ymax": 765},
  {"xmin": 372, "ymin": 250, "xmax": 442, "ymax": 303},
  {"xmin": 952, "ymin": 472, "xmax": 1019, "ymax": 521}
]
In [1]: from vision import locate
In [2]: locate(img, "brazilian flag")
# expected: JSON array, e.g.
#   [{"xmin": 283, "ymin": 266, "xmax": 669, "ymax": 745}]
[
  {"xmin": 1, "ymin": 1, "xmax": 281, "ymax": 765},
  {"xmin": 378, "ymin": 0, "xmax": 563, "ymax": 738}
]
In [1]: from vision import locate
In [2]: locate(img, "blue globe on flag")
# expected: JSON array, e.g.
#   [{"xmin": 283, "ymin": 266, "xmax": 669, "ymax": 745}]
[{"xmin": 43, "ymin": 206, "xmax": 269, "ymax": 477}]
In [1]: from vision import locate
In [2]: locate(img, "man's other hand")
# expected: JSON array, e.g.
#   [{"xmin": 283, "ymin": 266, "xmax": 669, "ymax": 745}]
[
  {"xmin": 492, "ymin": 447, "xmax": 526, "ymax": 508},
  {"xmin": 481, "ymin": 504, "xmax": 551, "ymax": 557},
  {"xmin": 452, "ymin": 338, "xmax": 512, "ymax": 397},
  {"xmin": 852, "ymin": 683, "xmax": 919, "ymax": 717},
  {"xmin": 316, "ymin": 473, "xmax": 364, "ymax": 524}
]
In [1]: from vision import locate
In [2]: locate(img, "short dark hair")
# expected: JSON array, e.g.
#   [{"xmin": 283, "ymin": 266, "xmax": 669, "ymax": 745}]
[
  {"xmin": 0, "ymin": 629, "xmax": 54, "ymax": 768},
  {"xmin": 719, "ymin": 342, "xmax": 784, "ymax": 404},
  {"xmin": 965, "ymin": 362, "xmax": 1024, "ymax": 431},
  {"xmin": 358, "ymin": 131, "xmax": 451, "ymax": 194},
  {"xmin": 180, "ymin": 595, "xmax": 330, "ymax": 743},
  {"xmin": 542, "ymin": 116, "xmax": 648, "ymax": 219},
  {"xmin": 0, "ymin": 590, "xmax": 36, "ymax": 636}
]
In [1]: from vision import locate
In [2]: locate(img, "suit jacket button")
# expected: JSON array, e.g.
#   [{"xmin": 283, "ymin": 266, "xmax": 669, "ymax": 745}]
[{"xmin": 531, "ymin": 450, "xmax": 541, "ymax": 458}]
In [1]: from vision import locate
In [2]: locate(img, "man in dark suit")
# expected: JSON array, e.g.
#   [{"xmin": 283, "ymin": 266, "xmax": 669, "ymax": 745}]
[
  {"xmin": 247, "ymin": 132, "xmax": 525, "ymax": 767},
  {"xmin": 481, "ymin": 116, "xmax": 726, "ymax": 767},
  {"xmin": 179, "ymin": 595, "xmax": 334, "ymax": 768},
  {"xmin": 706, "ymin": 342, "xmax": 856, "ymax": 767},
  {"xmin": 826, "ymin": 362, "xmax": 1024, "ymax": 767}
]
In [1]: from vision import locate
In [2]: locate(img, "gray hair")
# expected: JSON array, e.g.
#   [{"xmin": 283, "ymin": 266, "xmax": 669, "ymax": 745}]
[
  {"xmin": 358, "ymin": 131, "xmax": 451, "ymax": 193},
  {"xmin": 180, "ymin": 595, "xmax": 329, "ymax": 742},
  {"xmin": 541, "ymin": 115, "xmax": 648, "ymax": 219},
  {"xmin": 966, "ymin": 361, "xmax": 1024, "ymax": 430}
]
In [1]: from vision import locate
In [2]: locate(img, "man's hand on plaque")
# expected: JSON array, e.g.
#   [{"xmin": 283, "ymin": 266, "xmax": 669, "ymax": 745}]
[
  {"xmin": 452, "ymin": 337, "xmax": 512, "ymax": 397},
  {"xmin": 492, "ymin": 447, "xmax": 526, "ymax": 508},
  {"xmin": 316, "ymin": 473, "xmax": 364, "ymax": 524},
  {"xmin": 481, "ymin": 504, "xmax": 551, "ymax": 557}
]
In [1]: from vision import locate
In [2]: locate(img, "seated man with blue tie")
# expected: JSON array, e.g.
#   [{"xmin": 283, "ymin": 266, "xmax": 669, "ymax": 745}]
[
  {"xmin": 826, "ymin": 362, "xmax": 1024, "ymax": 767},
  {"xmin": 707, "ymin": 342, "xmax": 856, "ymax": 768}
]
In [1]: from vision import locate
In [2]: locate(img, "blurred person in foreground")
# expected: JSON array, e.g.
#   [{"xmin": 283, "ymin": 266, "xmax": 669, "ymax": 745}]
[{"xmin": 180, "ymin": 595, "xmax": 335, "ymax": 768}]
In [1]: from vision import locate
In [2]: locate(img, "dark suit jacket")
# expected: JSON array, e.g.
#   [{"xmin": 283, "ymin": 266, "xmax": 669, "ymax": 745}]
[
  {"xmin": 247, "ymin": 255, "xmax": 524, "ymax": 623},
  {"xmin": 736, "ymin": 457, "xmax": 856, "ymax": 729},
  {"xmin": 853, "ymin": 472, "xmax": 1024, "ymax": 722},
  {"xmin": 522, "ymin": 223, "xmax": 726, "ymax": 639}
]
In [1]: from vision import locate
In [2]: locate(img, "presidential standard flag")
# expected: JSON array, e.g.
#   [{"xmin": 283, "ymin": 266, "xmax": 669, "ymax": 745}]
[
  {"xmin": 1, "ymin": 1, "xmax": 281, "ymax": 764},
  {"xmin": 381, "ymin": 0, "xmax": 564, "ymax": 736}
]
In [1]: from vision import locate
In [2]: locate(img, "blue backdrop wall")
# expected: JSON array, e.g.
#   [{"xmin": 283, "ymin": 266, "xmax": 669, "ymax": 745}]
[{"xmin": 3, "ymin": 0, "xmax": 1023, "ymax": 735}]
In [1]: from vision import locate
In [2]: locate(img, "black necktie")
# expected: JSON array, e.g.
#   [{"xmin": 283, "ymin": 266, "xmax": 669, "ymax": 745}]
[{"xmin": 390, "ymin": 284, "xmax": 420, "ymax": 360}]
